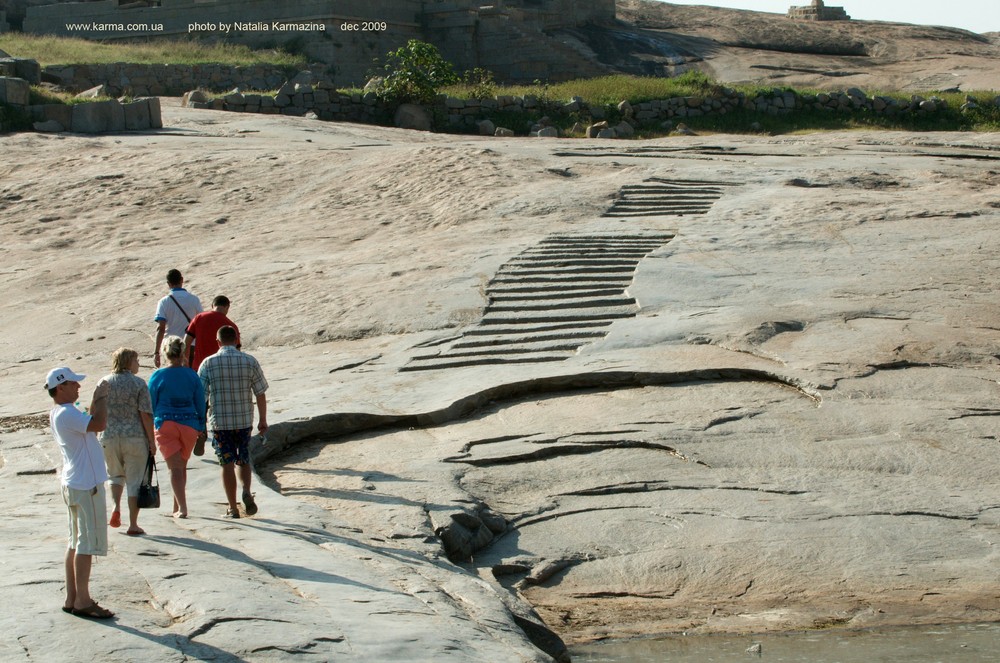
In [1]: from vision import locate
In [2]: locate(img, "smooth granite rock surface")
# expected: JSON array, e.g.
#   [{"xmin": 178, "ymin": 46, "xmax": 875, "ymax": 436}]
[{"xmin": 1, "ymin": 104, "xmax": 998, "ymax": 660}]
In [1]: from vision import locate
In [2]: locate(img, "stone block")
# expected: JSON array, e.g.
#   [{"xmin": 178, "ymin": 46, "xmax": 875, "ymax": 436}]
[
  {"xmin": 141, "ymin": 97, "xmax": 160, "ymax": 129},
  {"xmin": 0, "ymin": 58, "xmax": 41, "ymax": 84},
  {"xmin": 33, "ymin": 119, "xmax": 64, "ymax": 132},
  {"xmin": 70, "ymin": 101, "xmax": 111, "ymax": 134},
  {"xmin": 36, "ymin": 103, "xmax": 72, "ymax": 128},
  {"xmin": 70, "ymin": 100, "xmax": 125, "ymax": 133},
  {"xmin": 123, "ymin": 99, "xmax": 151, "ymax": 130},
  {"xmin": 0, "ymin": 76, "xmax": 30, "ymax": 106}
]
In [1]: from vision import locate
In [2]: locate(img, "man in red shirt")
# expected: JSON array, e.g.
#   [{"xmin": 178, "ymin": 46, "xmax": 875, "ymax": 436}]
[{"xmin": 184, "ymin": 295, "xmax": 239, "ymax": 371}]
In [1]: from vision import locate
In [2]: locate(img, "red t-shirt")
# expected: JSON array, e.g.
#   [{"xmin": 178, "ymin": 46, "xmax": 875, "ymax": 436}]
[{"xmin": 186, "ymin": 311, "xmax": 239, "ymax": 371}]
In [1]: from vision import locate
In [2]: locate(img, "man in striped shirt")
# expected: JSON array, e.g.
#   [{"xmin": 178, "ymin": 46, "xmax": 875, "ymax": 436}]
[{"xmin": 198, "ymin": 326, "xmax": 268, "ymax": 518}]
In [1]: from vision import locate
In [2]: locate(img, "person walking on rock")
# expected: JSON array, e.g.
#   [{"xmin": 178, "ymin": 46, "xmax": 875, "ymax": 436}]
[
  {"xmin": 184, "ymin": 295, "xmax": 239, "ymax": 372},
  {"xmin": 46, "ymin": 366, "xmax": 115, "ymax": 619},
  {"xmin": 99, "ymin": 348, "xmax": 156, "ymax": 536},
  {"xmin": 148, "ymin": 336, "xmax": 207, "ymax": 519},
  {"xmin": 198, "ymin": 325, "xmax": 268, "ymax": 518},
  {"xmin": 153, "ymin": 269, "xmax": 202, "ymax": 368}
]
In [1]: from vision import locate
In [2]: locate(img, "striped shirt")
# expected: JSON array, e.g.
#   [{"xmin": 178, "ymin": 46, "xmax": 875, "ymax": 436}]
[{"xmin": 198, "ymin": 345, "xmax": 268, "ymax": 431}]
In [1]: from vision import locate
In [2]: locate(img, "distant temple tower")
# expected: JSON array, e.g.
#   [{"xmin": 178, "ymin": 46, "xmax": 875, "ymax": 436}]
[{"xmin": 787, "ymin": 0, "xmax": 850, "ymax": 21}]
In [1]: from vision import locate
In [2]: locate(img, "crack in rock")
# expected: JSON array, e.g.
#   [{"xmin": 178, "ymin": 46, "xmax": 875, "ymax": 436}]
[
  {"xmin": 188, "ymin": 616, "xmax": 297, "ymax": 639},
  {"xmin": 570, "ymin": 589, "xmax": 680, "ymax": 599},
  {"xmin": 251, "ymin": 636, "xmax": 345, "ymax": 654},
  {"xmin": 558, "ymin": 481, "xmax": 807, "ymax": 497},
  {"xmin": 444, "ymin": 440, "xmax": 690, "ymax": 467},
  {"xmin": 948, "ymin": 408, "xmax": 1000, "ymax": 420},
  {"xmin": 513, "ymin": 505, "xmax": 646, "ymax": 529}
]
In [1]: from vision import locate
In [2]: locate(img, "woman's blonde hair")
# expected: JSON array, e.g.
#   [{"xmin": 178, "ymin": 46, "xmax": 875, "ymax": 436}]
[
  {"xmin": 111, "ymin": 347, "xmax": 138, "ymax": 373},
  {"xmin": 161, "ymin": 335, "xmax": 185, "ymax": 360}
]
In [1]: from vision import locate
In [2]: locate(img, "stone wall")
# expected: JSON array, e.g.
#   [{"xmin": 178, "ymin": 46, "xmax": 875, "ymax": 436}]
[
  {"xmin": 43, "ymin": 62, "xmax": 296, "ymax": 97},
  {"xmin": 203, "ymin": 79, "xmax": 989, "ymax": 138}
]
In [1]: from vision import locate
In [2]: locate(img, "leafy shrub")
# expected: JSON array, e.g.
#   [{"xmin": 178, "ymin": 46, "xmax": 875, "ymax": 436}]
[{"xmin": 373, "ymin": 40, "xmax": 459, "ymax": 104}]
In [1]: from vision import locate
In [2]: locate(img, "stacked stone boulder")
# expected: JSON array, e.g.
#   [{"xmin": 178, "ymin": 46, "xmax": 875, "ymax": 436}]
[
  {"xmin": 799, "ymin": 87, "xmax": 951, "ymax": 115},
  {"xmin": 1, "ymin": 57, "xmax": 162, "ymax": 134},
  {"xmin": 0, "ymin": 55, "xmax": 41, "ymax": 84}
]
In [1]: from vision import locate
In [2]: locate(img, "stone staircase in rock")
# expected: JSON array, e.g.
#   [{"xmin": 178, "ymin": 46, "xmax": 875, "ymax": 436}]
[
  {"xmin": 604, "ymin": 177, "xmax": 737, "ymax": 218},
  {"xmin": 401, "ymin": 178, "xmax": 740, "ymax": 372},
  {"xmin": 401, "ymin": 233, "xmax": 673, "ymax": 371}
]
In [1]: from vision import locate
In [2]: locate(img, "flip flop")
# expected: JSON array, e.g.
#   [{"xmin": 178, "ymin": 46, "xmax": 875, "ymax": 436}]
[
  {"xmin": 222, "ymin": 509, "xmax": 240, "ymax": 519},
  {"xmin": 61, "ymin": 606, "xmax": 73, "ymax": 614},
  {"xmin": 109, "ymin": 511, "xmax": 121, "ymax": 528},
  {"xmin": 126, "ymin": 528, "xmax": 146, "ymax": 536},
  {"xmin": 72, "ymin": 603, "xmax": 115, "ymax": 620},
  {"xmin": 242, "ymin": 490, "xmax": 258, "ymax": 516}
]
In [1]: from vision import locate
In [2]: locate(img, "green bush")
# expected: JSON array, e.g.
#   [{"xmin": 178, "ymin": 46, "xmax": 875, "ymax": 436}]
[{"xmin": 372, "ymin": 40, "xmax": 459, "ymax": 104}]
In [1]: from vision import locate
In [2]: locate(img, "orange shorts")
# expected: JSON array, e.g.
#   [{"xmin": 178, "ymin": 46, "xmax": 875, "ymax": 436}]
[{"xmin": 155, "ymin": 420, "xmax": 200, "ymax": 461}]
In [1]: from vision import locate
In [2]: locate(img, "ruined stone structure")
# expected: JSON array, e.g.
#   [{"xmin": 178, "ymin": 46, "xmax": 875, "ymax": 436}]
[
  {"xmin": 8, "ymin": 0, "xmax": 615, "ymax": 85},
  {"xmin": 787, "ymin": 0, "xmax": 850, "ymax": 21}
]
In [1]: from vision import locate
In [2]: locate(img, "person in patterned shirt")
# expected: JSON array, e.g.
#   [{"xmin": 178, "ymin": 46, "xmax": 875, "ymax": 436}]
[
  {"xmin": 197, "ymin": 325, "xmax": 268, "ymax": 518},
  {"xmin": 99, "ymin": 348, "xmax": 155, "ymax": 535}
]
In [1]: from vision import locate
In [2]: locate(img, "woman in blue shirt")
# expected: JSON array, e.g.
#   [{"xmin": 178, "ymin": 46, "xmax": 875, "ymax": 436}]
[{"xmin": 148, "ymin": 336, "xmax": 206, "ymax": 518}]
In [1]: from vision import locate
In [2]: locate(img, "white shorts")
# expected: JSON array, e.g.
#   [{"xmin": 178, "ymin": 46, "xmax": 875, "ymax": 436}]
[{"xmin": 63, "ymin": 483, "xmax": 108, "ymax": 556}]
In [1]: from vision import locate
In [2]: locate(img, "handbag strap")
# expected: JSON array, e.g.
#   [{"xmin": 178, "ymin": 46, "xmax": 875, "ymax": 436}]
[
  {"xmin": 145, "ymin": 454, "xmax": 158, "ymax": 485},
  {"xmin": 168, "ymin": 294, "xmax": 192, "ymax": 323}
]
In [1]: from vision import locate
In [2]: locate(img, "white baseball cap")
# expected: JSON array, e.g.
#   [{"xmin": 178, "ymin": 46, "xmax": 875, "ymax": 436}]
[{"xmin": 44, "ymin": 367, "xmax": 86, "ymax": 391}]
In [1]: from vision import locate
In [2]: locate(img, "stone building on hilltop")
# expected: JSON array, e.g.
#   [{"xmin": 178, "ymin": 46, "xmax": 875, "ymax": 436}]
[
  {"xmin": 0, "ymin": 0, "xmax": 616, "ymax": 85},
  {"xmin": 787, "ymin": 0, "xmax": 850, "ymax": 21}
]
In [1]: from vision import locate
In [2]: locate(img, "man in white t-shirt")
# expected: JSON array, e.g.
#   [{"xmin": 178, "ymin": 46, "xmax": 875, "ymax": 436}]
[
  {"xmin": 153, "ymin": 268, "xmax": 202, "ymax": 367},
  {"xmin": 46, "ymin": 366, "xmax": 114, "ymax": 620}
]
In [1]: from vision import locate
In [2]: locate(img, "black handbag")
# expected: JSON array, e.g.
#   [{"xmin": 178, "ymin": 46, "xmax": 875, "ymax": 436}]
[{"xmin": 137, "ymin": 454, "xmax": 160, "ymax": 509}]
